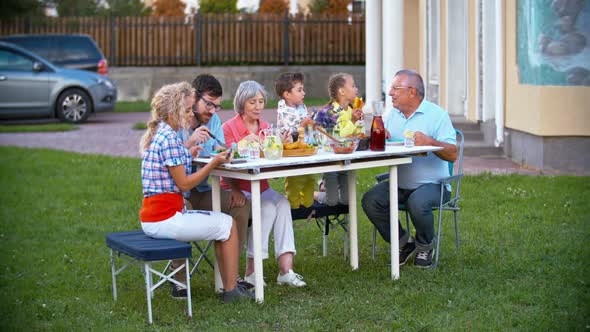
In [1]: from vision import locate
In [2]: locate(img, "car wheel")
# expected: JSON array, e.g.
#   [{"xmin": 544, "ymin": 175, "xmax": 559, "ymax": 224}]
[{"xmin": 56, "ymin": 88, "xmax": 92, "ymax": 123}]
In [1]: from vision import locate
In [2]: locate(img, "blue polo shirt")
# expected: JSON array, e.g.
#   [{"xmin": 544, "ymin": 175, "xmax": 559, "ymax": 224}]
[
  {"xmin": 385, "ymin": 99, "xmax": 456, "ymax": 190},
  {"xmin": 178, "ymin": 113, "xmax": 225, "ymax": 193}
]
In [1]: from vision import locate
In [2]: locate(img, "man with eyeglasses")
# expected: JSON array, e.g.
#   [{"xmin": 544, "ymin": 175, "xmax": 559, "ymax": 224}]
[
  {"xmin": 175, "ymin": 74, "xmax": 252, "ymax": 297},
  {"xmin": 362, "ymin": 69, "xmax": 458, "ymax": 268}
]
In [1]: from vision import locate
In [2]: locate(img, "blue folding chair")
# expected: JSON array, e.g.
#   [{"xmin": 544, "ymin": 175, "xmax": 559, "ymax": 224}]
[{"xmin": 371, "ymin": 129, "xmax": 464, "ymax": 268}]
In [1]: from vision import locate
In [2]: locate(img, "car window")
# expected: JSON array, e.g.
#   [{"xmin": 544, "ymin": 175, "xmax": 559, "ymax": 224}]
[
  {"xmin": 2, "ymin": 38, "xmax": 54, "ymax": 60},
  {"xmin": 0, "ymin": 49, "xmax": 33, "ymax": 71},
  {"xmin": 59, "ymin": 38, "xmax": 98, "ymax": 61}
]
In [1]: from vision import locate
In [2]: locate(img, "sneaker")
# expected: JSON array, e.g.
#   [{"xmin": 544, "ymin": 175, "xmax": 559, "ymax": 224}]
[
  {"xmin": 170, "ymin": 282, "xmax": 187, "ymax": 299},
  {"xmin": 222, "ymin": 286, "xmax": 255, "ymax": 304},
  {"xmin": 237, "ymin": 276, "xmax": 254, "ymax": 291},
  {"xmin": 277, "ymin": 269, "xmax": 307, "ymax": 287},
  {"xmin": 415, "ymin": 249, "xmax": 433, "ymax": 268},
  {"xmin": 244, "ymin": 272, "xmax": 266, "ymax": 287},
  {"xmin": 399, "ymin": 242, "xmax": 417, "ymax": 266}
]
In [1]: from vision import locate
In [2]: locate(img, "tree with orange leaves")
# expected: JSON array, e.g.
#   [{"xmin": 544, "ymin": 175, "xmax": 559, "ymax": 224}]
[
  {"xmin": 309, "ymin": 0, "xmax": 350, "ymax": 14},
  {"xmin": 152, "ymin": 0, "xmax": 186, "ymax": 16},
  {"xmin": 259, "ymin": 0, "xmax": 288, "ymax": 14}
]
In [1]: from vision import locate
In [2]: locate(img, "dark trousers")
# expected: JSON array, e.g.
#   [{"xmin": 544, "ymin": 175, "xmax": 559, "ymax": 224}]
[{"xmin": 361, "ymin": 181, "xmax": 449, "ymax": 252}]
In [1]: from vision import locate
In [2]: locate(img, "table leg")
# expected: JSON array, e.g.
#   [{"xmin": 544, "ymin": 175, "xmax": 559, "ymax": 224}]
[
  {"xmin": 389, "ymin": 166, "xmax": 400, "ymax": 279},
  {"xmin": 211, "ymin": 176, "xmax": 224, "ymax": 292},
  {"xmin": 347, "ymin": 169, "xmax": 358, "ymax": 270},
  {"xmin": 250, "ymin": 180, "xmax": 264, "ymax": 303}
]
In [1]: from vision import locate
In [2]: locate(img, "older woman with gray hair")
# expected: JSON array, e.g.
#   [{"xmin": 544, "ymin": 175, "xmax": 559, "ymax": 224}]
[{"xmin": 221, "ymin": 80, "xmax": 307, "ymax": 287}]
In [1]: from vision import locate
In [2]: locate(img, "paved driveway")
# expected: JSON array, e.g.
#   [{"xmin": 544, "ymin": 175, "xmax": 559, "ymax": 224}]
[{"xmin": 0, "ymin": 111, "xmax": 562, "ymax": 175}]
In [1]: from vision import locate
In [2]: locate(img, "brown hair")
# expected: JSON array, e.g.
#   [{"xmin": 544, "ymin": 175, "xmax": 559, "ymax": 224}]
[
  {"xmin": 139, "ymin": 82, "xmax": 195, "ymax": 152},
  {"xmin": 274, "ymin": 72, "xmax": 304, "ymax": 99},
  {"xmin": 327, "ymin": 72, "xmax": 351, "ymax": 102}
]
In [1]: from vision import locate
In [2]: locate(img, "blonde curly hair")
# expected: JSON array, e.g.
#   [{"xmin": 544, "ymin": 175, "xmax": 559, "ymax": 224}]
[{"xmin": 139, "ymin": 82, "xmax": 195, "ymax": 152}]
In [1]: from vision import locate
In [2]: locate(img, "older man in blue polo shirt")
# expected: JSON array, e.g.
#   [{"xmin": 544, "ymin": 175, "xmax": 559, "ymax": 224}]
[{"xmin": 362, "ymin": 69, "xmax": 457, "ymax": 268}]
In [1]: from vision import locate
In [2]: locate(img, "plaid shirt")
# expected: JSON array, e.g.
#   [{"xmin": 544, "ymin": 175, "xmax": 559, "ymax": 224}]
[{"xmin": 142, "ymin": 122, "xmax": 191, "ymax": 198}]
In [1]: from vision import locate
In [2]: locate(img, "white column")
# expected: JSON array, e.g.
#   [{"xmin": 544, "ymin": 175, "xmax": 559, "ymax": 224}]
[
  {"xmin": 494, "ymin": 0, "xmax": 504, "ymax": 147},
  {"xmin": 382, "ymin": 0, "xmax": 404, "ymax": 115},
  {"xmin": 365, "ymin": 0, "xmax": 382, "ymax": 106}
]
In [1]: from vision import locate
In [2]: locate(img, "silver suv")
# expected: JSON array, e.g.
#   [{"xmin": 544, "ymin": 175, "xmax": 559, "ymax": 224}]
[{"xmin": 0, "ymin": 41, "xmax": 117, "ymax": 123}]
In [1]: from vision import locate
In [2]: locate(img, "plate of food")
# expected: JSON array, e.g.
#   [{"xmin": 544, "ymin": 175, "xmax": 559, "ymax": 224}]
[
  {"xmin": 283, "ymin": 141, "xmax": 318, "ymax": 157},
  {"xmin": 386, "ymin": 138, "xmax": 404, "ymax": 146},
  {"xmin": 283, "ymin": 146, "xmax": 318, "ymax": 157}
]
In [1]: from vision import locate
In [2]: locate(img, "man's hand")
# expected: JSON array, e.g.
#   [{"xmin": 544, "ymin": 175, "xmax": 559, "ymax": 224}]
[
  {"xmin": 413, "ymin": 131, "xmax": 434, "ymax": 146},
  {"xmin": 414, "ymin": 131, "xmax": 457, "ymax": 162},
  {"xmin": 385, "ymin": 129, "xmax": 391, "ymax": 139},
  {"xmin": 228, "ymin": 189, "xmax": 246, "ymax": 208},
  {"xmin": 189, "ymin": 127, "xmax": 211, "ymax": 146}
]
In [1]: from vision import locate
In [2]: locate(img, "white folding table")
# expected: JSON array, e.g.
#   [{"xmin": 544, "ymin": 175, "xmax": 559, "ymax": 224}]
[{"xmin": 194, "ymin": 145, "xmax": 442, "ymax": 303}]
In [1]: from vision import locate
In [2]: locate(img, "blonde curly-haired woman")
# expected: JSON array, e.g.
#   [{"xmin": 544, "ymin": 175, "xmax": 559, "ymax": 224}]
[{"xmin": 139, "ymin": 82, "xmax": 252, "ymax": 303}]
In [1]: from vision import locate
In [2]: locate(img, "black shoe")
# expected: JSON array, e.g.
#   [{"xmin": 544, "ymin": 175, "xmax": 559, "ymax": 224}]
[
  {"xmin": 170, "ymin": 282, "xmax": 187, "ymax": 299},
  {"xmin": 415, "ymin": 249, "xmax": 433, "ymax": 268},
  {"xmin": 222, "ymin": 286, "xmax": 255, "ymax": 303},
  {"xmin": 399, "ymin": 242, "xmax": 417, "ymax": 266},
  {"xmin": 237, "ymin": 276, "xmax": 254, "ymax": 292}
]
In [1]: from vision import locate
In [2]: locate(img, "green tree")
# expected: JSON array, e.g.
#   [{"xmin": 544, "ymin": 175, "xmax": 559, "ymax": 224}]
[
  {"xmin": 199, "ymin": 0, "xmax": 238, "ymax": 14},
  {"xmin": 0, "ymin": 0, "xmax": 45, "ymax": 18},
  {"xmin": 99, "ymin": 0, "xmax": 151, "ymax": 16},
  {"xmin": 55, "ymin": 0, "xmax": 101, "ymax": 16},
  {"xmin": 152, "ymin": 0, "xmax": 186, "ymax": 16}
]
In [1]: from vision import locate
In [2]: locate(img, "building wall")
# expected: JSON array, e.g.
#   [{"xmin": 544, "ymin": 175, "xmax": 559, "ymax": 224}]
[
  {"xmin": 503, "ymin": 1, "xmax": 590, "ymax": 172},
  {"xmin": 504, "ymin": 2, "xmax": 590, "ymax": 137}
]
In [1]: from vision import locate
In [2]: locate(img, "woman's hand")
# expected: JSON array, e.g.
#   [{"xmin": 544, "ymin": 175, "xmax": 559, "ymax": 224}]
[
  {"xmin": 189, "ymin": 145, "xmax": 204, "ymax": 157},
  {"xmin": 242, "ymin": 133, "xmax": 260, "ymax": 145},
  {"xmin": 211, "ymin": 150, "xmax": 231, "ymax": 166}
]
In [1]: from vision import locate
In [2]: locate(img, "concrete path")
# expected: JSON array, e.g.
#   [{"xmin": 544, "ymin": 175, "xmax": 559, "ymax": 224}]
[{"xmin": 0, "ymin": 111, "xmax": 565, "ymax": 175}]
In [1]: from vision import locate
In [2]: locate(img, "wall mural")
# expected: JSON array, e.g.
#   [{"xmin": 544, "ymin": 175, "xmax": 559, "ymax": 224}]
[{"xmin": 518, "ymin": 0, "xmax": 590, "ymax": 86}]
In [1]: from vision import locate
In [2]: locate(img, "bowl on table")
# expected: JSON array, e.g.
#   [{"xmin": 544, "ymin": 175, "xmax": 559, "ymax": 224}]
[{"xmin": 329, "ymin": 138, "xmax": 359, "ymax": 154}]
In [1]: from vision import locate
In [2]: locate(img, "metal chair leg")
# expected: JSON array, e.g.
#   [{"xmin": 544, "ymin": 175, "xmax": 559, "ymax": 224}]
[
  {"xmin": 144, "ymin": 262, "xmax": 153, "ymax": 324},
  {"xmin": 322, "ymin": 217, "xmax": 329, "ymax": 257},
  {"xmin": 110, "ymin": 249, "xmax": 118, "ymax": 301},
  {"xmin": 433, "ymin": 209, "xmax": 444, "ymax": 269},
  {"xmin": 185, "ymin": 258, "xmax": 192, "ymax": 319}
]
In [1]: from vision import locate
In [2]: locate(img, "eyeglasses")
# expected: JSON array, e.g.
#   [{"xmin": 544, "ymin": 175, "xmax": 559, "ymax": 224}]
[
  {"xmin": 198, "ymin": 96, "xmax": 222, "ymax": 112},
  {"xmin": 391, "ymin": 86, "xmax": 414, "ymax": 92}
]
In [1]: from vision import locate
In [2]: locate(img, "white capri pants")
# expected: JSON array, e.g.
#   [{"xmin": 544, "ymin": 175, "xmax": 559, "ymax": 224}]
[
  {"xmin": 242, "ymin": 188, "xmax": 296, "ymax": 260},
  {"xmin": 141, "ymin": 210, "xmax": 233, "ymax": 242}
]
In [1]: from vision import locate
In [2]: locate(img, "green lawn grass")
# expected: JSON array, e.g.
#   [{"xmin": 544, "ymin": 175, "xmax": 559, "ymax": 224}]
[
  {"xmin": 0, "ymin": 123, "xmax": 78, "ymax": 133},
  {"xmin": 1, "ymin": 146, "xmax": 588, "ymax": 330},
  {"xmin": 115, "ymin": 98, "xmax": 330, "ymax": 113},
  {"xmin": 132, "ymin": 122, "xmax": 147, "ymax": 130}
]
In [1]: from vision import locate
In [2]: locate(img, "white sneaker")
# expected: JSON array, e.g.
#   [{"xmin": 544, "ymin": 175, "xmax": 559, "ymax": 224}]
[
  {"xmin": 277, "ymin": 269, "xmax": 307, "ymax": 287},
  {"xmin": 244, "ymin": 272, "xmax": 266, "ymax": 287}
]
